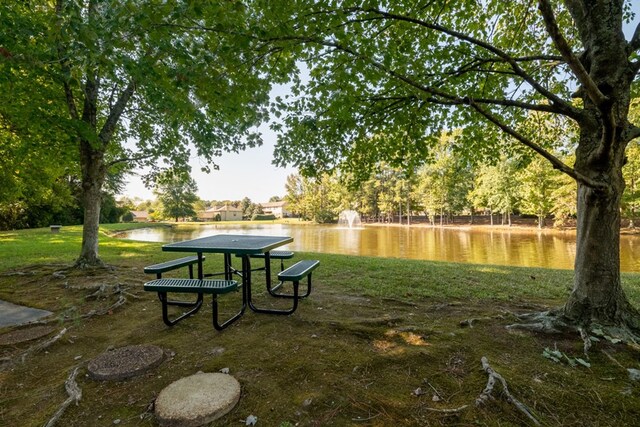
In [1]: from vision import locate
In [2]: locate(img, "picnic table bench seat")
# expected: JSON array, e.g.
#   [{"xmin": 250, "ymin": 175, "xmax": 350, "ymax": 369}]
[
  {"xmin": 270, "ymin": 259, "xmax": 320, "ymax": 300},
  {"xmin": 144, "ymin": 255, "xmax": 203, "ymax": 279},
  {"xmin": 278, "ymin": 260, "xmax": 320, "ymax": 282},
  {"xmin": 144, "ymin": 278, "xmax": 243, "ymax": 330}
]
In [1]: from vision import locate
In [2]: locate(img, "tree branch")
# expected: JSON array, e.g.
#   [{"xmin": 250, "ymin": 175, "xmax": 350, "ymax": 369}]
[
  {"xmin": 445, "ymin": 55, "xmax": 563, "ymax": 81},
  {"xmin": 55, "ymin": 0, "xmax": 78, "ymax": 121},
  {"xmin": 98, "ymin": 80, "xmax": 136, "ymax": 145},
  {"xmin": 537, "ymin": 0, "xmax": 607, "ymax": 106},
  {"xmin": 106, "ymin": 153, "xmax": 154, "ymax": 168},
  {"xmin": 283, "ymin": 34, "xmax": 570, "ymax": 119},
  {"xmin": 355, "ymin": 7, "xmax": 582, "ymax": 119},
  {"xmin": 466, "ymin": 98, "xmax": 607, "ymax": 190}
]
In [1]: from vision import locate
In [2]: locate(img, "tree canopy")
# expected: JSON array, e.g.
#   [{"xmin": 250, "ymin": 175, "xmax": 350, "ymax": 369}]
[{"xmin": 0, "ymin": 0, "xmax": 292, "ymax": 264}]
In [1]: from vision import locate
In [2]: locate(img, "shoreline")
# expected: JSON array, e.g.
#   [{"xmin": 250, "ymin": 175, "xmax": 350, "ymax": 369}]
[
  {"xmin": 363, "ymin": 221, "xmax": 578, "ymax": 235},
  {"xmin": 361, "ymin": 216, "xmax": 640, "ymax": 236}
]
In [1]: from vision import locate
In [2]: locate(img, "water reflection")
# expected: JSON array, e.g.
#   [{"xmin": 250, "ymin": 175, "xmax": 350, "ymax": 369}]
[{"xmin": 115, "ymin": 224, "xmax": 640, "ymax": 272}]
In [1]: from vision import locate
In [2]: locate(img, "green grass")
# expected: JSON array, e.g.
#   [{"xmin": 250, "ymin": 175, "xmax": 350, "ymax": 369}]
[
  {"xmin": 0, "ymin": 224, "xmax": 162, "ymax": 271},
  {"xmin": 2, "ymin": 224, "xmax": 640, "ymax": 308},
  {"xmin": 2, "ymin": 226, "xmax": 640, "ymax": 426}
]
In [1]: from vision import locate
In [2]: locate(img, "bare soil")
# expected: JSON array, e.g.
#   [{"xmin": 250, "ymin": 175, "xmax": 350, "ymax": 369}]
[{"xmin": 1, "ymin": 263, "xmax": 639, "ymax": 426}]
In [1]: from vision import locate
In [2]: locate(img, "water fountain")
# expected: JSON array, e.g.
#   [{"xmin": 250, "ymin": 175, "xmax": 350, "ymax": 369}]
[{"xmin": 338, "ymin": 210, "xmax": 363, "ymax": 229}]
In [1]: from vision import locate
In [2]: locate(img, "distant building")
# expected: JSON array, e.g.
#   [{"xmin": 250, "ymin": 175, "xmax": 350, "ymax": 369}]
[
  {"xmin": 130, "ymin": 210, "xmax": 149, "ymax": 222},
  {"xmin": 259, "ymin": 201, "xmax": 290, "ymax": 218},
  {"xmin": 197, "ymin": 205, "xmax": 243, "ymax": 221}
]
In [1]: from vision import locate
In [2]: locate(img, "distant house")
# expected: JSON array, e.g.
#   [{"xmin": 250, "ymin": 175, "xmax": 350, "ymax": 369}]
[
  {"xmin": 130, "ymin": 210, "xmax": 149, "ymax": 222},
  {"xmin": 198, "ymin": 205, "xmax": 243, "ymax": 221},
  {"xmin": 259, "ymin": 201, "xmax": 290, "ymax": 218}
]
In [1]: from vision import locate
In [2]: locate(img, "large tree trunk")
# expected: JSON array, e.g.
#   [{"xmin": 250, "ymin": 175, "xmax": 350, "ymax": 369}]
[
  {"xmin": 76, "ymin": 139, "xmax": 106, "ymax": 267},
  {"xmin": 562, "ymin": 115, "xmax": 640, "ymax": 330},
  {"xmin": 565, "ymin": 182, "xmax": 624, "ymax": 321},
  {"xmin": 558, "ymin": 0, "xmax": 640, "ymax": 330},
  {"xmin": 564, "ymin": 143, "xmax": 640, "ymax": 329}
]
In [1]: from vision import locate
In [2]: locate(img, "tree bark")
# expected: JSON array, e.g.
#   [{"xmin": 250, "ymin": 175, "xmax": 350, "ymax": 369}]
[
  {"xmin": 564, "ymin": 179, "xmax": 639, "ymax": 327},
  {"xmin": 76, "ymin": 139, "xmax": 106, "ymax": 267}
]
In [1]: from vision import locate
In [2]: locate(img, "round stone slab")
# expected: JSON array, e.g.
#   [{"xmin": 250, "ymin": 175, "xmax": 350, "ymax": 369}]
[
  {"xmin": 88, "ymin": 344, "xmax": 164, "ymax": 381},
  {"xmin": 0, "ymin": 325, "xmax": 55, "ymax": 346},
  {"xmin": 155, "ymin": 372, "xmax": 241, "ymax": 427}
]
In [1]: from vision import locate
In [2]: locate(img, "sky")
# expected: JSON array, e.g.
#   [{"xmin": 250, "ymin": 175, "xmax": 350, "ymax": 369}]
[{"xmin": 120, "ymin": 123, "xmax": 296, "ymax": 203}]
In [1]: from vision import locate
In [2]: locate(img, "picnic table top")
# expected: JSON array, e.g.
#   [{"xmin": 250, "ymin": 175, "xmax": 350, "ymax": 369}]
[{"xmin": 162, "ymin": 234, "xmax": 293, "ymax": 255}]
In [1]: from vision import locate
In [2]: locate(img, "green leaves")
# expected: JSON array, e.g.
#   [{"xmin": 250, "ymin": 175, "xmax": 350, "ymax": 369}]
[
  {"xmin": 153, "ymin": 170, "xmax": 199, "ymax": 221},
  {"xmin": 258, "ymin": 0, "xmax": 599, "ymax": 183}
]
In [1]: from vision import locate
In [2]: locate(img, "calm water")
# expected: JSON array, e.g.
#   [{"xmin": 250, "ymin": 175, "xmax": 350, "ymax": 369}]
[{"xmin": 116, "ymin": 223, "xmax": 640, "ymax": 272}]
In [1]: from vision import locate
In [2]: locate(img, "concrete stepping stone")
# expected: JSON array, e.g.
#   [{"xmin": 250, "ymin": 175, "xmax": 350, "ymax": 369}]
[
  {"xmin": 155, "ymin": 372, "xmax": 241, "ymax": 427},
  {"xmin": 0, "ymin": 300, "xmax": 52, "ymax": 327},
  {"xmin": 88, "ymin": 344, "xmax": 164, "ymax": 381},
  {"xmin": 0, "ymin": 325, "xmax": 55, "ymax": 346}
]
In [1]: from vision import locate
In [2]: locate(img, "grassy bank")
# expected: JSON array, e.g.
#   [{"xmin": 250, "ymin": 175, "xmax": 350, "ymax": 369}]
[{"xmin": 1, "ymin": 227, "xmax": 640, "ymax": 426}]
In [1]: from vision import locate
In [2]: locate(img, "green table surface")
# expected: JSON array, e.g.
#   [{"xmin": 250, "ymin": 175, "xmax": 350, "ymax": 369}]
[{"xmin": 162, "ymin": 234, "xmax": 293, "ymax": 255}]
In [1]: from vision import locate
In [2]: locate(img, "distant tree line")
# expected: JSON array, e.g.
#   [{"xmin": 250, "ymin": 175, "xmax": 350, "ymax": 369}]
[
  {"xmin": 0, "ymin": 169, "xmax": 127, "ymax": 231},
  {"xmin": 285, "ymin": 130, "xmax": 640, "ymax": 229},
  {"xmin": 0, "ymin": 159, "xmax": 282, "ymax": 229}
]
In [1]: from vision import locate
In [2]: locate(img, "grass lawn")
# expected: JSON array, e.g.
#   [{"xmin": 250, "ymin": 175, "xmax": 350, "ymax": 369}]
[{"xmin": 1, "ymin": 225, "xmax": 640, "ymax": 426}]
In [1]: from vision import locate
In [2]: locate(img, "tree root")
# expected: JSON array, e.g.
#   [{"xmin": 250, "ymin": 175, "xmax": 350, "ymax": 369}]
[
  {"xmin": 460, "ymin": 312, "xmax": 512, "ymax": 328},
  {"xmin": 476, "ymin": 357, "xmax": 540, "ymax": 426},
  {"xmin": 578, "ymin": 327, "xmax": 591, "ymax": 355},
  {"xmin": 505, "ymin": 310, "xmax": 571, "ymax": 334},
  {"xmin": 0, "ymin": 328, "xmax": 68, "ymax": 371},
  {"xmin": 601, "ymin": 349, "xmax": 626, "ymax": 369},
  {"xmin": 424, "ymin": 357, "xmax": 539, "ymax": 422},
  {"xmin": 507, "ymin": 309, "xmax": 640, "ymax": 354},
  {"xmin": 34, "ymin": 284, "xmax": 129, "ymax": 327},
  {"xmin": 44, "ymin": 366, "xmax": 82, "ymax": 427},
  {"xmin": 81, "ymin": 294, "xmax": 127, "ymax": 318},
  {"xmin": 73, "ymin": 258, "xmax": 107, "ymax": 270},
  {"xmin": 424, "ymin": 405, "xmax": 469, "ymax": 413}
]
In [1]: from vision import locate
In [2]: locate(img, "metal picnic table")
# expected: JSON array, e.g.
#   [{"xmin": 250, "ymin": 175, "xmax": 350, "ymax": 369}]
[{"xmin": 162, "ymin": 234, "xmax": 294, "ymax": 314}]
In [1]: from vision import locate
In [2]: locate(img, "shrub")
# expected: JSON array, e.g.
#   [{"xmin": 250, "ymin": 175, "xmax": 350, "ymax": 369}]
[{"xmin": 252, "ymin": 214, "xmax": 276, "ymax": 221}]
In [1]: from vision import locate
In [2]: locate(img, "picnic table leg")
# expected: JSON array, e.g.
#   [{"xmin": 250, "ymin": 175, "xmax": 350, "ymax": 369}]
[
  {"xmin": 263, "ymin": 251, "xmax": 294, "ymax": 297},
  {"xmin": 243, "ymin": 255, "xmax": 252, "ymax": 309},
  {"xmin": 247, "ymin": 254, "xmax": 299, "ymax": 315},
  {"xmin": 211, "ymin": 292, "xmax": 246, "ymax": 330},
  {"xmin": 268, "ymin": 273, "xmax": 313, "ymax": 300},
  {"xmin": 158, "ymin": 292, "xmax": 204, "ymax": 326},
  {"xmin": 224, "ymin": 253, "xmax": 232, "ymax": 281},
  {"xmin": 197, "ymin": 252, "xmax": 204, "ymax": 279},
  {"xmin": 264, "ymin": 252, "xmax": 273, "ymax": 291}
]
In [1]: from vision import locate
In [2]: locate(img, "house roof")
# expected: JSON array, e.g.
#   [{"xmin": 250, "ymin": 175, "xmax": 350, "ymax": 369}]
[
  {"xmin": 130, "ymin": 210, "xmax": 148, "ymax": 217},
  {"xmin": 205, "ymin": 205, "xmax": 242, "ymax": 212}
]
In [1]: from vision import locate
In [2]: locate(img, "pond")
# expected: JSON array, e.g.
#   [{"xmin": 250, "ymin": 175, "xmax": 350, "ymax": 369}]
[{"xmin": 115, "ymin": 223, "xmax": 640, "ymax": 272}]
